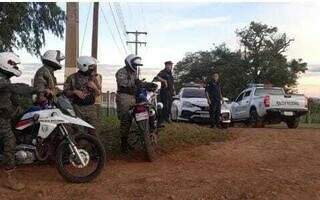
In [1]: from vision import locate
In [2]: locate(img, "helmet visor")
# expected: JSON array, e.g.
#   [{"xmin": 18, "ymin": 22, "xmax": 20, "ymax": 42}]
[
  {"xmin": 7, "ymin": 60, "xmax": 22, "ymax": 77},
  {"xmin": 132, "ymin": 58, "xmax": 143, "ymax": 66},
  {"xmin": 56, "ymin": 50, "xmax": 65, "ymax": 63}
]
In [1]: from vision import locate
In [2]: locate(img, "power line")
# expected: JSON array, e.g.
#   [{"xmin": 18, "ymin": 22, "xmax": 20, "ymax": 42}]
[
  {"xmin": 100, "ymin": 6, "xmax": 124, "ymax": 57},
  {"xmin": 108, "ymin": 2, "xmax": 128, "ymax": 55},
  {"xmin": 113, "ymin": 2, "xmax": 132, "ymax": 53},
  {"xmin": 139, "ymin": 3, "xmax": 147, "ymax": 31},
  {"xmin": 138, "ymin": 3, "xmax": 149, "ymax": 56},
  {"xmin": 80, "ymin": 4, "xmax": 91, "ymax": 55}
]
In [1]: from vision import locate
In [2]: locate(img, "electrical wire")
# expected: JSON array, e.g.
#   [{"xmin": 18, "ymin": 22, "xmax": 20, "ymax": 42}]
[
  {"xmin": 80, "ymin": 4, "xmax": 91, "ymax": 55},
  {"xmin": 100, "ymin": 6, "xmax": 124, "ymax": 57},
  {"xmin": 108, "ymin": 2, "xmax": 128, "ymax": 55},
  {"xmin": 114, "ymin": 2, "xmax": 133, "ymax": 53}
]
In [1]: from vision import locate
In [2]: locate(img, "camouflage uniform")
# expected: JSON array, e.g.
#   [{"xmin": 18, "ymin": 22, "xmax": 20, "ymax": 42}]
[
  {"xmin": 115, "ymin": 66, "xmax": 137, "ymax": 138},
  {"xmin": 33, "ymin": 65, "xmax": 58, "ymax": 94},
  {"xmin": 0, "ymin": 78, "xmax": 21, "ymax": 170},
  {"xmin": 64, "ymin": 72, "xmax": 101, "ymax": 136}
]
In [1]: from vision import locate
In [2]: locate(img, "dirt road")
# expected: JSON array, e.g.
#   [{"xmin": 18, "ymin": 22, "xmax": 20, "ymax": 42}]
[{"xmin": 1, "ymin": 127, "xmax": 320, "ymax": 200}]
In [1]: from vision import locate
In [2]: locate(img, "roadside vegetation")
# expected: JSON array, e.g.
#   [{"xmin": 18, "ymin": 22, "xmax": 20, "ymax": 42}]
[
  {"xmin": 174, "ymin": 21, "xmax": 307, "ymax": 98},
  {"xmin": 99, "ymin": 116, "xmax": 230, "ymax": 158}
]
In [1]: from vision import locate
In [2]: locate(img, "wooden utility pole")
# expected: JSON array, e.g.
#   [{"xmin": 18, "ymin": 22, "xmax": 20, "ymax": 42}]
[
  {"xmin": 91, "ymin": 2, "xmax": 102, "ymax": 110},
  {"xmin": 65, "ymin": 2, "xmax": 79, "ymax": 79},
  {"xmin": 126, "ymin": 31, "xmax": 147, "ymax": 55},
  {"xmin": 91, "ymin": 2, "xmax": 99, "ymax": 59}
]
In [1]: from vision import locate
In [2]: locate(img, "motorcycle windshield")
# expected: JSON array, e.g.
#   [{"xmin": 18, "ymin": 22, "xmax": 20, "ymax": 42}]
[{"xmin": 56, "ymin": 95, "xmax": 76, "ymax": 117}]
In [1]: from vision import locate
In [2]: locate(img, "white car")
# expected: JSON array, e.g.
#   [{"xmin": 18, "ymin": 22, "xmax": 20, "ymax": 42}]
[{"xmin": 171, "ymin": 86, "xmax": 231, "ymax": 126}]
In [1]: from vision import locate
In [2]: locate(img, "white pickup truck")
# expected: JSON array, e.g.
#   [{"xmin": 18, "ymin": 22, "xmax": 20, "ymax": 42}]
[{"xmin": 231, "ymin": 84, "xmax": 308, "ymax": 128}]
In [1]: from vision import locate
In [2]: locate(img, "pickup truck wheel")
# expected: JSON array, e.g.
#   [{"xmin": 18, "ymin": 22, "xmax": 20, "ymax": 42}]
[
  {"xmin": 286, "ymin": 118, "xmax": 299, "ymax": 129},
  {"xmin": 250, "ymin": 109, "xmax": 264, "ymax": 128}
]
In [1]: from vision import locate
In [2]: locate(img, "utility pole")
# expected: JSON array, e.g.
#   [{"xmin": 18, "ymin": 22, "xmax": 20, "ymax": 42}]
[
  {"xmin": 91, "ymin": 2, "xmax": 99, "ymax": 59},
  {"xmin": 65, "ymin": 2, "xmax": 79, "ymax": 79},
  {"xmin": 126, "ymin": 31, "xmax": 147, "ymax": 55},
  {"xmin": 91, "ymin": 2, "xmax": 102, "ymax": 113}
]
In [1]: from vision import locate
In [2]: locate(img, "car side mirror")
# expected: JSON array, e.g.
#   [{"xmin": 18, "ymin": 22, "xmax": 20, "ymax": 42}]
[
  {"xmin": 223, "ymin": 97, "xmax": 229, "ymax": 102},
  {"xmin": 173, "ymin": 95, "xmax": 180, "ymax": 100}
]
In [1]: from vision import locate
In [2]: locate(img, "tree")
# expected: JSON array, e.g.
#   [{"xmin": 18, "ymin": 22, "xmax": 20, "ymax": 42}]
[
  {"xmin": 235, "ymin": 22, "xmax": 307, "ymax": 87},
  {"xmin": 174, "ymin": 44, "xmax": 248, "ymax": 98},
  {"xmin": 0, "ymin": 3, "xmax": 65, "ymax": 56},
  {"xmin": 174, "ymin": 21, "xmax": 308, "ymax": 99}
]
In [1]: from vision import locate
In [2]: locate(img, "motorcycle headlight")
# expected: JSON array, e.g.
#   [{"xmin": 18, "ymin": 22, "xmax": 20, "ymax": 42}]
[{"xmin": 182, "ymin": 101, "xmax": 194, "ymax": 108}]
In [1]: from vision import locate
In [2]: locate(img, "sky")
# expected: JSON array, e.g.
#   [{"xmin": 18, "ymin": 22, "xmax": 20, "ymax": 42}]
[{"xmin": 11, "ymin": 1, "xmax": 320, "ymax": 97}]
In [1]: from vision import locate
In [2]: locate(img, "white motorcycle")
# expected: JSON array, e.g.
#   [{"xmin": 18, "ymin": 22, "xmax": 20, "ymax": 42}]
[{"xmin": 0, "ymin": 96, "xmax": 106, "ymax": 183}]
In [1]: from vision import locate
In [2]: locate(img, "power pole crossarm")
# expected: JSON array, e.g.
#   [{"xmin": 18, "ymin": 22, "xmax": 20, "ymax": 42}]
[
  {"xmin": 126, "ymin": 31, "xmax": 147, "ymax": 35},
  {"xmin": 126, "ymin": 41, "xmax": 147, "ymax": 45},
  {"xmin": 126, "ymin": 30, "xmax": 147, "ymax": 55}
]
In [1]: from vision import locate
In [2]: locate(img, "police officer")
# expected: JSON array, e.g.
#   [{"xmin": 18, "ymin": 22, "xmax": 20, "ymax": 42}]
[
  {"xmin": 64, "ymin": 56, "xmax": 101, "ymax": 136},
  {"xmin": 155, "ymin": 61, "xmax": 175, "ymax": 123},
  {"xmin": 0, "ymin": 52, "xmax": 25, "ymax": 191},
  {"xmin": 115, "ymin": 54, "xmax": 142, "ymax": 153},
  {"xmin": 205, "ymin": 71, "xmax": 223, "ymax": 128},
  {"xmin": 33, "ymin": 50, "xmax": 65, "ymax": 96}
]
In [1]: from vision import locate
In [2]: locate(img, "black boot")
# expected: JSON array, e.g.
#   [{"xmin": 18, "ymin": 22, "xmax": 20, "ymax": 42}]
[{"xmin": 120, "ymin": 137, "xmax": 129, "ymax": 154}]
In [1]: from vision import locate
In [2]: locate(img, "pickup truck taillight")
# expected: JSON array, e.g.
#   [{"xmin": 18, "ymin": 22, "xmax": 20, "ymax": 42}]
[{"xmin": 264, "ymin": 95, "xmax": 270, "ymax": 107}]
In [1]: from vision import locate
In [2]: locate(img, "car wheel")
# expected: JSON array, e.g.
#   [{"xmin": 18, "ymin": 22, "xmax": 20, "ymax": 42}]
[
  {"xmin": 250, "ymin": 109, "xmax": 264, "ymax": 128},
  {"xmin": 171, "ymin": 106, "xmax": 178, "ymax": 121}
]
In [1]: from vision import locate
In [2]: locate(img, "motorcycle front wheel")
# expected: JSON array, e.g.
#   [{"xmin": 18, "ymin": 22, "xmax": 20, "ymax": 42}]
[
  {"xmin": 55, "ymin": 134, "xmax": 106, "ymax": 183},
  {"xmin": 136, "ymin": 119, "xmax": 157, "ymax": 162}
]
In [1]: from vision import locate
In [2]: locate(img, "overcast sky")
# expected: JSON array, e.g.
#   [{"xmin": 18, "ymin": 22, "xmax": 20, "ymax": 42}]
[{"xmin": 12, "ymin": 1, "xmax": 320, "ymax": 97}]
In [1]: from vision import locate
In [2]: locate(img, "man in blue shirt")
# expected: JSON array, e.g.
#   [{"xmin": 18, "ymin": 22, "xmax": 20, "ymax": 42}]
[{"xmin": 205, "ymin": 71, "xmax": 223, "ymax": 128}]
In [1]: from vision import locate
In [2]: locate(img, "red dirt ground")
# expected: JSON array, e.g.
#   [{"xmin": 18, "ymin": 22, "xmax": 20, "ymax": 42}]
[{"xmin": 1, "ymin": 127, "xmax": 320, "ymax": 200}]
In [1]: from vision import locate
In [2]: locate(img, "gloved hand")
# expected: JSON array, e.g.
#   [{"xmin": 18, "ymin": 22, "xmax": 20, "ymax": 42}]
[{"xmin": 134, "ymin": 79, "xmax": 143, "ymax": 86}]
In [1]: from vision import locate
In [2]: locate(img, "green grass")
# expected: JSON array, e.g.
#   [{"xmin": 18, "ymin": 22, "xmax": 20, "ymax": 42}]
[{"xmin": 98, "ymin": 117, "xmax": 230, "ymax": 158}]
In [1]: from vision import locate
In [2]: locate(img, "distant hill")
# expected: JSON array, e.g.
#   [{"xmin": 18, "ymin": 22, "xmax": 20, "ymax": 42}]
[{"xmin": 11, "ymin": 63, "xmax": 162, "ymax": 92}]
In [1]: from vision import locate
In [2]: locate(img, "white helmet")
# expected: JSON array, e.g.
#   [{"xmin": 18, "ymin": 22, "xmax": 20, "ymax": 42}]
[
  {"xmin": 41, "ymin": 50, "xmax": 65, "ymax": 70},
  {"xmin": 0, "ymin": 52, "xmax": 22, "ymax": 77},
  {"xmin": 125, "ymin": 54, "xmax": 143, "ymax": 72},
  {"xmin": 77, "ymin": 56, "xmax": 98, "ymax": 73}
]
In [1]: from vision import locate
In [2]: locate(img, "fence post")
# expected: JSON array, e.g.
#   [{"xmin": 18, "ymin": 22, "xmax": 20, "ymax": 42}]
[{"xmin": 106, "ymin": 91, "xmax": 110, "ymax": 117}]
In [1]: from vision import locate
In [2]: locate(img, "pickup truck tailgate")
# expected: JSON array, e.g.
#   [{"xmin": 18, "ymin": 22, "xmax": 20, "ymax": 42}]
[{"xmin": 269, "ymin": 95, "xmax": 307, "ymax": 110}]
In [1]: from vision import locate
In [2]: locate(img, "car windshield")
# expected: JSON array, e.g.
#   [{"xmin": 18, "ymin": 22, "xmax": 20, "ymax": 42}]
[
  {"xmin": 255, "ymin": 88, "xmax": 284, "ymax": 96},
  {"xmin": 182, "ymin": 88, "xmax": 206, "ymax": 98}
]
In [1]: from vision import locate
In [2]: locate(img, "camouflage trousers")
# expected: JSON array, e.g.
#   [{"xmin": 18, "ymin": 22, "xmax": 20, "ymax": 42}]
[
  {"xmin": 73, "ymin": 104, "xmax": 100, "ymax": 136},
  {"xmin": 116, "ymin": 93, "xmax": 136, "ymax": 138},
  {"xmin": 0, "ymin": 118, "xmax": 16, "ymax": 170}
]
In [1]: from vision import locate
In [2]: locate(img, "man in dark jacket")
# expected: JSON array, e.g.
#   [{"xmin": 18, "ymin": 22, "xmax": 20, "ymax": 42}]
[
  {"xmin": 205, "ymin": 71, "xmax": 223, "ymax": 128},
  {"xmin": 33, "ymin": 50, "xmax": 65, "ymax": 96},
  {"xmin": 64, "ymin": 56, "xmax": 101, "ymax": 136},
  {"xmin": 0, "ymin": 52, "xmax": 26, "ymax": 191},
  {"xmin": 115, "ymin": 54, "xmax": 141, "ymax": 153},
  {"xmin": 155, "ymin": 61, "xmax": 175, "ymax": 123}
]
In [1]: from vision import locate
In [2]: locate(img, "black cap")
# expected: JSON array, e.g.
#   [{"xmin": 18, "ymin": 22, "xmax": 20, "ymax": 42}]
[{"xmin": 164, "ymin": 61, "xmax": 173, "ymax": 65}]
